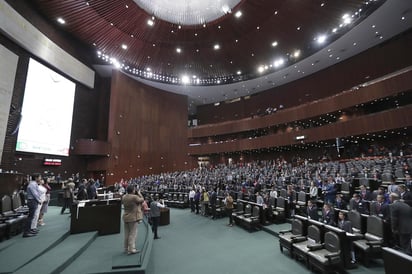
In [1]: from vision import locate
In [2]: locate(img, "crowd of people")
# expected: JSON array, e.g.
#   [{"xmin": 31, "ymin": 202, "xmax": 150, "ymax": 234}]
[{"xmin": 19, "ymin": 154, "xmax": 412, "ymax": 259}]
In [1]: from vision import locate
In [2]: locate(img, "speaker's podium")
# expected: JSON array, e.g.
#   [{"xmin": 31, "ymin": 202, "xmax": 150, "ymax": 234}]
[{"xmin": 70, "ymin": 199, "xmax": 121, "ymax": 235}]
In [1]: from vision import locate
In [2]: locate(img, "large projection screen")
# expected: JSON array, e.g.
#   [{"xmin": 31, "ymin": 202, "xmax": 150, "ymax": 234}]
[{"xmin": 16, "ymin": 58, "xmax": 76, "ymax": 156}]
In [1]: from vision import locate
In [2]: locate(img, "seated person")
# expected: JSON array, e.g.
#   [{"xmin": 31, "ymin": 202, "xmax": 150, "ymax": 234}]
[
  {"xmin": 306, "ymin": 199, "xmax": 319, "ymax": 221},
  {"xmin": 337, "ymin": 211, "xmax": 357, "ymax": 264},
  {"xmin": 321, "ymin": 203, "xmax": 336, "ymax": 226},
  {"xmin": 350, "ymin": 193, "xmax": 369, "ymax": 214},
  {"xmin": 334, "ymin": 194, "xmax": 348, "ymax": 210}
]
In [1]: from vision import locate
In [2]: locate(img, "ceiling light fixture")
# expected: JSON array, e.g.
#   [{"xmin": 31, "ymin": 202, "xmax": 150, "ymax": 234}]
[
  {"xmin": 57, "ymin": 17, "xmax": 66, "ymax": 24},
  {"xmin": 121, "ymin": 44, "xmax": 128, "ymax": 50},
  {"xmin": 214, "ymin": 44, "xmax": 220, "ymax": 50},
  {"xmin": 235, "ymin": 11, "xmax": 242, "ymax": 18},
  {"xmin": 134, "ymin": 0, "xmax": 241, "ymax": 25},
  {"xmin": 317, "ymin": 34, "xmax": 327, "ymax": 44},
  {"xmin": 147, "ymin": 19, "xmax": 154, "ymax": 26}
]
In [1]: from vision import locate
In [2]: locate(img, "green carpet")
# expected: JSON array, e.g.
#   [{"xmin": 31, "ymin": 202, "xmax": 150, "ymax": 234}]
[{"xmin": 150, "ymin": 209, "xmax": 385, "ymax": 274}]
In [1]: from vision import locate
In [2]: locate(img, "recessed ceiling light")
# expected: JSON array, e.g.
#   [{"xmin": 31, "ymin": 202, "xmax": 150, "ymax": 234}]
[
  {"xmin": 274, "ymin": 58, "xmax": 285, "ymax": 68},
  {"xmin": 271, "ymin": 41, "xmax": 278, "ymax": 47},
  {"xmin": 293, "ymin": 50, "xmax": 301, "ymax": 58},
  {"xmin": 125, "ymin": 5, "xmax": 128, "ymax": 8},
  {"xmin": 176, "ymin": 47, "xmax": 181, "ymax": 53},
  {"xmin": 57, "ymin": 17, "xmax": 66, "ymax": 24},
  {"xmin": 237, "ymin": 70, "xmax": 241, "ymax": 75},
  {"xmin": 297, "ymin": 26, "xmax": 301, "ymax": 31},
  {"xmin": 214, "ymin": 44, "xmax": 220, "ymax": 50},
  {"xmin": 121, "ymin": 44, "xmax": 128, "ymax": 50},
  {"xmin": 317, "ymin": 35, "xmax": 327, "ymax": 44},
  {"xmin": 181, "ymin": 75, "xmax": 190, "ymax": 84},
  {"xmin": 147, "ymin": 19, "xmax": 154, "ymax": 26},
  {"xmin": 235, "ymin": 11, "xmax": 242, "ymax": 18},
  {"xmin": 401, "ymin": 16, "xmax": 405, "ymax": 20}
]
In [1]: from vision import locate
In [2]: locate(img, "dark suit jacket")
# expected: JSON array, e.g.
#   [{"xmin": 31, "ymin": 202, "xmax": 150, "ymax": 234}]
[
  {"xmin": 322, "ymin": 209, "xmax": 335, "ymax": 226},
  {"xmin": 390, "ymin": 200, "xmax": 412, "ymax": 234},
  {"xmin": 306, "ymin": 205, "xmax": 319, "ymax": 221},
  {"xmin": 337, "ymin": 220, "xmax": 353, "ymax": 233}
]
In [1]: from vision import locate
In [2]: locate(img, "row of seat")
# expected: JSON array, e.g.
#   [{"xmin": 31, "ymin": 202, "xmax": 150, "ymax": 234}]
[
  {"xmin": 232, "ymin": 201, "xmax": 262, "ymax": 231},
  {"xmin": 162, "ymin": 192, "xmax": 189, "ymax": 208},
  {"xmin": 278, "ymin": 212, "xmax": 385, "ymax": 273},
  {"xmin": 0, "ymin": 194, "xmax": 28, "ymax": 241}
]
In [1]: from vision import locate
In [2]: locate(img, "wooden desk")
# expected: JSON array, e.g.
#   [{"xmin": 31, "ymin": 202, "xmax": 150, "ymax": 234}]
[
  {"xmin": 70, "ymin": 199, "xmax": 121, "ymax": 235},
  {"xmin": 159, "ymin": 207, "xmax": 170, "ymax": 226}
]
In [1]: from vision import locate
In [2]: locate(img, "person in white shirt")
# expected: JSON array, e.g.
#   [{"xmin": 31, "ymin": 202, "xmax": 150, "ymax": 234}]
[
  {"xmin": 189, "ymin": 187, "xmax": 196, "ymax": 212},
  {"xmin": 32, "ymin": 179, "xmax": 47, "ymax": 230},
  {"xmin": 150, "ymin": 197, "xmax": 165, "ymax": 239}
]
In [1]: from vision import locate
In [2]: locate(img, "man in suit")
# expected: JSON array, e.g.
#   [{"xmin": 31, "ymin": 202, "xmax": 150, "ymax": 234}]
[
  {"xmin": 398, "ymin": 184, "xmax": 412, "ymax": 206},
  {"xmin": 389, "ymin": 193, "xmax": 412, "ymax": 255},
  {"xmin": 321, "ymin": 203, "xmax": 335, "ymax": 226},
  {"xmin": 306, "ymin": 199, "xmax": 319, "ymax": 221},
  {"xmin": 350, "ymin": 193, "xmax": 369, "ymax": 214}
]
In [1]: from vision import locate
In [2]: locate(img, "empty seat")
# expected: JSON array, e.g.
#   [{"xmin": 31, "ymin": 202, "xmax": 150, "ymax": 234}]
[
  {"xmin": 307, "ymin": 231, "xmax": 344, "ymax": 274},
  {"xmin": 273, "ymin": 197, "xmax": 287, "ymax": 223},
  {"xmin": 292, "ymin": 224, "xmax": 323, "ymax": 266},
  {"xmin": 279, "ymin": 216, "xmax": 306, "ymax": 256},
  {"xmin": 353, "ymin": 215, "xmax": 384, "ymax": 266}
]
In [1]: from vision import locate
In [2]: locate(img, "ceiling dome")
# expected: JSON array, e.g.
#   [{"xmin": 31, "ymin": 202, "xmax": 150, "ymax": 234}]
[{"xmin": 133, "ymin": 0, "xmax": 242, "ymax": 26}]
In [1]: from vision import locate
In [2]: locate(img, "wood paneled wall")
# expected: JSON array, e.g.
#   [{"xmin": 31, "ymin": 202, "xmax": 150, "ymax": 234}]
[
  {"xmin": 189, "ymin": 68, "xmax": 412, "ymax": 138},
  {"xmin": 188, "ymin": 106, "xmax": 412, "ymax": 155},
  {"xmin": 104, "ymin": 71, "xmax": 191, "ymax": 184}
]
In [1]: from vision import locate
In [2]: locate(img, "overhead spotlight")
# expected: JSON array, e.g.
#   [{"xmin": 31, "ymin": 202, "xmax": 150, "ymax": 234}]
[
  {"xmin": 274, "ymin": 58, "xmax": 285, "ymax": 68},
  {"xmin": 121, "ymin": 44, "xmax": 128, "ymax": 50},
  {"xmin": 258, "ymin": 66, "xmax": 265, "ymax": 73},
  {"xmin": 237, "ymin": 70, "xmax": 241, "ymax": 75},
  {"xmin": 293, "ymin": 50, "xmax": 301, "ymax": 58},
  {"xmin": 235, "ymin": 11, "xmax": 242, "ymax": 18},
  {"xmin": 342, "ymin": 14, "xmax": 352, "ymax": 25},
  {"xmin": 57, "ymin": 17, "xmax": 66, "ymax": 24},
  {"xmin": 214, "ymin": 44, "xmax": 220, "ymax": 50},
  {"xmin": 271, "ymin": 41, "xmax": 278, "ymax": 47},
  {"xmin": 181, "ymin": 75, "xmax": 190, "ymax": 84},
  {"xmin": 317, "ymin": 35, "xmax": 327, "ymax": 44},
  {"xmin": 176, "ymin": 47, "xmax": 182, "ymax": 53},
  {"xmin": 147, "ymin": 19, "xmax": 154, "ymax": 26}
]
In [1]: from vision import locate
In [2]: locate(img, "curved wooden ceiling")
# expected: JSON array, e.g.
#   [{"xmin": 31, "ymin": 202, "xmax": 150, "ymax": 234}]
[{"xmin": 30, "ymin": 0, "xmax": 382, "ymax": 84}]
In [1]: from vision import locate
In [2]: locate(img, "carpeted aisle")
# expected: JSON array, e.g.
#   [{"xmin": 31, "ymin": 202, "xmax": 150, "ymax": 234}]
[{"xmin": 150, "ymin": 209, "xmax": 307, "ymax": 274}]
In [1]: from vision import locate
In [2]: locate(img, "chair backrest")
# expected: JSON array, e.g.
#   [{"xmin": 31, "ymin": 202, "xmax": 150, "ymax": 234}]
[
  {"xmin": 298, "ymin": 191, "xmax": 306, "ymax": 202},
  {"xmin": 280, "ymin": 189, "xmax": 287, "ymax": 198},
  {"xmin": 307, "ymin": 225, "xmax": 321, "ymax": 244},
  {"xmin": 1, "ymin": 195, "xmax": 12, "ymax": 213},
  {"xmin": 244, "ymin": 204, "xmax": 252, "ymax": 215},
  {"xmin": 173, "ymin": 193, "xmax": 178, "ymax": 200},
  {"xmin": 291, "ymin": 218, "xmax": 303, "ymax": 235},
  {"xmin": 12, "ymin": 193, "xmax": 22, "ymax": 210},
  {"xmin": 237, "ymin": 201, "xmax": 244, "ymax": 211},
  {"xmin": 366, "ymin": 215, "xmax": 384, "ymax": 238},
  {"xmin": 324, "ymin": 231, "xmax": 341, "ymax": 252},
  {"xmin": 348, "ymin": 210, "xmax": 362, "ymax": 233},
  {"xmin": 341, "ymin": 182, "xmax": 350, "ymax": 193},
  {"xmin": 269, "ymin": 197, "xmax": 276, "ymax": 208},
  {"xmin": 276, "ymin": 197, "xmax": 285, "ymax": 209},
  {"xmin": 252, "ymin": 206, "xmax": 260, "ymax": 217}
]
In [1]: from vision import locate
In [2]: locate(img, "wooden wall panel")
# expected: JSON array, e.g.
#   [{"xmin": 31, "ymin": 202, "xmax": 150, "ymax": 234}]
[
  {"xmin": 105, "ymin": 71, "xmax": 190, "ymax": 184},
  {"xmin": 189, "ymin": 69, "xmax": 412, "ymax": 138},
  {"xmin": 188, "ymin": 105, "xmax": 412, "ymax": 155}
]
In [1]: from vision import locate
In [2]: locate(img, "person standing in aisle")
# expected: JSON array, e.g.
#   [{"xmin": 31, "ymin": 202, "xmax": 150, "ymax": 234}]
[
  {"xmin": 23, "ymin": 174, "xmax": 42, "ymax": 237},
  {"xmin": 225, "ymin": 192, "xmax": 234, "ymax": 227},
  {"xmin": 150, "ymin": 197, "xmax": 165, "ymax": 239},
  {"xmin": 122, "ymin": 185, "xmax": 144, "ymax": 254}
]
